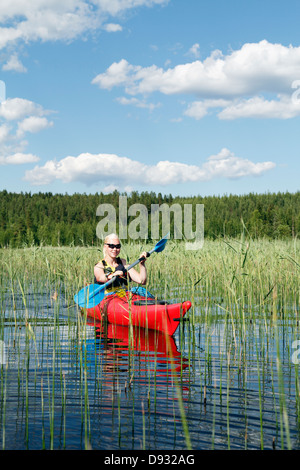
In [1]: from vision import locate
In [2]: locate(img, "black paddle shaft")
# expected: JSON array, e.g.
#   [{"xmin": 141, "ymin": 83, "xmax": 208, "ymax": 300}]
[
  {"xmin": 126, "ymin": 251, "xmax": 150, "ymax": 270},
  {"xmin": 105, "ymin": 251, "xmax": 151, "ymax": 288}
]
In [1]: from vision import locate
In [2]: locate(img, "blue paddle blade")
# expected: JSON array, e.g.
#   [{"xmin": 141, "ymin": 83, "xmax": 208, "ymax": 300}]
[
  {"xmin": 153, "ymin": 233, "xmax": 169, "ymax": 253},
  {"xmin": 74, "ymin": 284, "xmax": 105, "ymax": 309}
]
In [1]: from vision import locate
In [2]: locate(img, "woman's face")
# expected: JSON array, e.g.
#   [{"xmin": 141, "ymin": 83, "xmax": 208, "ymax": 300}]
[{"xmin": 105, "ymin": 238, "xmax": 121, "ymax": 256}]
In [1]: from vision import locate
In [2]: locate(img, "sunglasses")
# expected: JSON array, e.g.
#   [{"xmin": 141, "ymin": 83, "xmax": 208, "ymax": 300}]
[{"xmin": 105, "ymin": 243, "xmax": 121, "ymax": 249}]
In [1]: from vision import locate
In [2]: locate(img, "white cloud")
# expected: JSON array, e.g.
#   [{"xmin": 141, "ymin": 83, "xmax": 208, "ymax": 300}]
[
  {"xmin": 0, "ymin": 81, "xmax": 5, "ymax": 102},
  {"xmin": 184, "ymin": 93, "xmax": 300, "ymax": 121},
  {"xmin": 93, "ymin": 40, "xmax": 300, "ymax": 120},
  {"xmin": 103, "ymin": 23, "xmax": 123, "ymax": 32},
  {"xmin": 187, "ymin": 43, "xmax": 200, "ymax": 59},
  {"xmin": 201, "ymin": 148, "xmax": 275, "ymax": 179},
  {"xmin": 218, "ymin": 95, "xmax": 300, "ymax": 120},
  {"xmin": 184, "ymin": 99, "xmax": 230, "ymax": 120},
  {"xmin": 92, "ymin": 58, "xmax": 140, "ymax": 90},
  {"xmin": 17, "ymin": 116, "xmax": 54, "ymax": 136},
  {"xmin": 102, "ymin": 183, "xmax": 134, "ymax": 193},
  {"xmin": 0, "ymin": 123, "xmax": 10, "ymax": 143},
  {"xmin": 24, "ymin": 149, "xmax": 276, "ymax": 187},
  {"xmin": 0, "ymin": 97, "xmax": 51, "ymax": 121},
  {"xmin": 102, "ymin": 183, "xmax": 120, "ymax": 193},
  {"xmin": 116, "ymin": 96, "xmax": 161, "ymax": 111},
  {"xmin": 2, "ymin": 54, "xmax": 27, "ymax": 73},
  {"xmin": 94, "ymin": 40, "xmax": 300, "ymax": 96},
  {"xmin": 92, "ymin": 0, "xmax": 169, "ymax": 16},
  {"xmin": 0, "ymin": 2, "xmax": 97, "ymax": 49},
  {"xmin": 0, "ymin": 97, "xmax": 54, "ymax": 164},
  {"xmin": 0, "ymin": 152, "xmax": 40, "ymax": 165},
  {"xmin": 0, "ymin": 0, "xmax": 169, "ymax": 50}
]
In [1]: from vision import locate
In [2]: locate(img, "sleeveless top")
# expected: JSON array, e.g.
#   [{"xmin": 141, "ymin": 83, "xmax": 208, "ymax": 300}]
[{"xmin": 94, "ymin": 257, "xmax": 129, "ymax": 295}]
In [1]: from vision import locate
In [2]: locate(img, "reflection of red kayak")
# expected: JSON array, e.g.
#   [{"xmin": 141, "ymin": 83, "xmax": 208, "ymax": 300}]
[
  {"xmin": 90, "ymin": 322, "xmax": 181, "ymax": 357},
  {"xmin": 86, "ymin": 322, "xmax": 189, "ymax": 376},
  {"xmin": 84, "ymin": 294, "xmax": 192, "ymax": 336}
]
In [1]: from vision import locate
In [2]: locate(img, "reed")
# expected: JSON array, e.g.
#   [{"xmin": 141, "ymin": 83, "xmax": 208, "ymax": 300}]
[{"xmin": 0, "ymin": 237, "xmax": 299, "ymax": 449}]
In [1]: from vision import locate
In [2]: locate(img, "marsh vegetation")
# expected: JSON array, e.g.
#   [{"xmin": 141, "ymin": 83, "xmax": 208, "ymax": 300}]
[{"xmin": 0, "ymin": 237, "xmax": 299, "ymax": 449}]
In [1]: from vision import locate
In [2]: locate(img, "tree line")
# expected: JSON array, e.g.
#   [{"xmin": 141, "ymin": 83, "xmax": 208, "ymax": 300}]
[{"xmin": 0, "ymin": 189, "xmax": 299, "ymax": 247}]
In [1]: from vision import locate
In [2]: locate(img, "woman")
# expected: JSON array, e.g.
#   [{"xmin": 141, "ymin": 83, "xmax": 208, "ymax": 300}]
[{"xmin": 94, "ymin": 233, "xmax": 147, "ymax": 297}]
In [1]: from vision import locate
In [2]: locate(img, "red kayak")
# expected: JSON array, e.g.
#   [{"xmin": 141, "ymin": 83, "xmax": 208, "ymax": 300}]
[{"xmin": 84, "ymin": 293, "xmax": 192, "ymax": 336}]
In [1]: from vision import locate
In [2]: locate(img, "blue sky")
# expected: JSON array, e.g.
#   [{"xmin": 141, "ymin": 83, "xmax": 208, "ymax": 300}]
[{"xmin": 0, "ymin": 0, "xmax": 300, "ymax": 197}]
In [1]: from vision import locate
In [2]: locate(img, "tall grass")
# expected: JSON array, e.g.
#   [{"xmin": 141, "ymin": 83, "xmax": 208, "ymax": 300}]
[{"xmin": 0, "ymin": 237, "xmax": 299, "ymax": 449}]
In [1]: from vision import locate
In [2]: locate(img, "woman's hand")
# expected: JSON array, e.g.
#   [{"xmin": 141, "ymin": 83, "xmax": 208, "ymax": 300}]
[
  {"xmin": 107, "ymin": 270, "xmax": 124, "ymax": 280},
  {"xmin": 139, "ymin": 252, "xmax": 148, "ymax": 265}
]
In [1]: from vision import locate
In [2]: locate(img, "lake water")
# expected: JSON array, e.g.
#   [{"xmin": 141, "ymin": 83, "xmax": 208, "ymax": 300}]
[{"xmin": 1, "ymin": 290, "xmax": 299, "ymax": 450}]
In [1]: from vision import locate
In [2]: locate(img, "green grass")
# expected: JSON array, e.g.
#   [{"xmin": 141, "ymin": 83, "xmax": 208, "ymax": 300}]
[{"xmin": 0, "ymin": 237, "xmax": 299, "ymax": 449}]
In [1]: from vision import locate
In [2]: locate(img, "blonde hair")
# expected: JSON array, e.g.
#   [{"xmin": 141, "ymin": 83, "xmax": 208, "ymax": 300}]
[{"xmin": 103, "ymin": 233, "xmax": 120, "ymax": 256}]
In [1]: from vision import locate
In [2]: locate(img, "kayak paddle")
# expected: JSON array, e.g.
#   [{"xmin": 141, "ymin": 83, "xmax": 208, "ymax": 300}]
[{"xmin": 74, "ymin": 234, "xmax": 169, "ymax": 309}]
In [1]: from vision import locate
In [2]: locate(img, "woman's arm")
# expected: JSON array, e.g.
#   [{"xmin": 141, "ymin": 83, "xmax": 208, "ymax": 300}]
[
  {"xmin": 123, "ymin": 253, "xmax": 147, "ymax": 285},
  {"xmin": 94, "ymin": 263, "xmax": 107, "ymax": 283}
]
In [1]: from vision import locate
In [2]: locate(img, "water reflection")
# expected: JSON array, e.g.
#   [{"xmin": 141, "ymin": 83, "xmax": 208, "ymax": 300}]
[
  {"xmin": 85, "ymin": 320, "xmax": 189, "ymax": 383},
  {"xmin": 4, "ymin": 284, "xmax": 300, "ymax": 450},
  {"xmin": 80, "ymin": 321, "xmax": 192, "ymax": 449}
]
